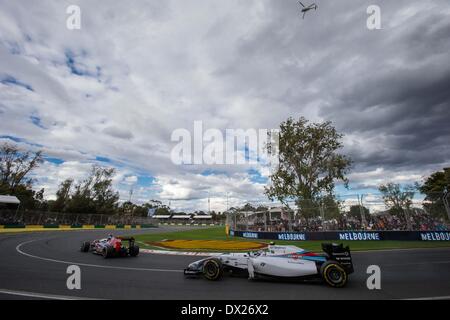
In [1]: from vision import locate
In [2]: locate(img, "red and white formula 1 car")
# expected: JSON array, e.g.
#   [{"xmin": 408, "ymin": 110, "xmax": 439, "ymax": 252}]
[{"xmin": 80, "ymin": 235, "xmax": 139, "ymax": 258}]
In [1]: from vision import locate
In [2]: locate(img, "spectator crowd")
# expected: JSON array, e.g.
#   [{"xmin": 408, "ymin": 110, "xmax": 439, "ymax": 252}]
[{"xmin": 237, "ymin": 210, "xmax": 449, "ymax": 232}]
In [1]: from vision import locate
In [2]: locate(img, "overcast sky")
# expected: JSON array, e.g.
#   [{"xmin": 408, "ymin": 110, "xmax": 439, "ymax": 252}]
[{"xmin": 0, "ymin": 0, "xmax": 449, "ymax": 212}]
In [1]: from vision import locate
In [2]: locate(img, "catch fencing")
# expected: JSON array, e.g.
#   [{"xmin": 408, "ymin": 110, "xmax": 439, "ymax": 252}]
[
  {"xmin": 225, "ymin": 192, "xmax": 450, "ymax": 232},
  {"xmin": 0, "ymin": 210, "xmax": 156, "ymax": 226}
]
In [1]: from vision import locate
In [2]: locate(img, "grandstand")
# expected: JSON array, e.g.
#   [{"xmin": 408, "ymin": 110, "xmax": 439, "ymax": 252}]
[
  {"xmin": 152, "ymin": 213, "xmax": 215, "ymax": 225},
  {"xmin": 227, "ymin": 205, "xmax": 449, "ymax": 232}
]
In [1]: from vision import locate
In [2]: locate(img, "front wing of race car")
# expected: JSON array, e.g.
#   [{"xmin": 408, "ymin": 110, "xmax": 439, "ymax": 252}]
[{"xmin": 184, "ymin": 257, "xmax": 210, "ymax": 275}]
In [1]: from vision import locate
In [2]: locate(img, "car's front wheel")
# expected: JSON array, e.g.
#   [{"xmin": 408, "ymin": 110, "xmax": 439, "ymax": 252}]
[
  {"xmin": 203, "ymin": 259, "xmax": 223, "ymax": 281},
  {"xmin": 102, "ymin": 246, "xmax": 114, "ymax": 259},
  {"xmin": 320, "ymin": 261, "xmax": 348, "ymax": 288},
  {"xmin": 80, "ymin": 241, "xmax": 90, "ymax": 252}
]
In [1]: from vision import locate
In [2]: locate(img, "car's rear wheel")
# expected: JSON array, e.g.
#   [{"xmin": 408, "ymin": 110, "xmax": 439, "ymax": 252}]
[
  {"xmin": 80, "ymin": 241, "xmax": 90, "ymax": 252},
  {"xmin": 129, "ymin": 245, "xmax": 139, "ymax": 257},
  {"xmin": 320, "ymin": 261, "xmax": 348, "ymax": 288},
  {"xmin": 203, "ymin": 259, "xmax": 223, "ymax": 281},
  {"xmin": 102, "ymin": 246, "xmax": 114, "ymax": 259}
]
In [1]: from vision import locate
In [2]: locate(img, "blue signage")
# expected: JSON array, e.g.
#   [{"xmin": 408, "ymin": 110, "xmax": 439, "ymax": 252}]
[
  {"xmin": 278, "ymin": 233, "xmax": 306, "ymax": 241},
  {"xmin": 230, "ymin": 230, "xmax": 450, "ymax": 241},
  {"xmin": 242, "ymin": 232, "xmax": 258, "ymax": 239},
  {"xmin": 338, "ymin": 232, "xmax": 380, "ymax": 241},
  {"xmin": 420, "ymin": 232, "xmax": 450, "ymax": 241}
]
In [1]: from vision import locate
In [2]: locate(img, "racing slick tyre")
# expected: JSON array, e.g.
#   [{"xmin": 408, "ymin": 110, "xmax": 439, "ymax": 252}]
[
  {"xmin": 203, "ymin": 258, "xmax": 223, "ymax": 281},
  {"xmin": 80, "ymin": 241, "xmax": 90, "ymax": 252},
  {"xmin": 119, "ymin": 247, "xmax": 128, "ymax": 257},
  {"xmin": 102, "ymin": 246, "xmax": 114, "ymax": 259},
  {"xmin": 129, "ymin": 245, "xmax": 139, "ymax": 257},
  {"xmin": 320, "ymin": 261, "xmax": 348, "ymax": 288}
]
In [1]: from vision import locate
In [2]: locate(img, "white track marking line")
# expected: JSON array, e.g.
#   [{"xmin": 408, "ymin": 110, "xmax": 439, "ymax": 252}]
[
  {"xmin": 0, "ymin": 288, "xmax": 99, "ymax": 300},
  {"xmin": 382, "ymin": 260, "xmax": 450, "ymax": 267},
  {"xmin": 403, "ymin": 295, "xmax": 450, "ymax": 300},
  {"xmin": 16, "ymin": 239, "xmax": 181, "ymax": 273},
  {"xmin": 140, "ymin": 248, "xmax": 220, "ymax": 256}
]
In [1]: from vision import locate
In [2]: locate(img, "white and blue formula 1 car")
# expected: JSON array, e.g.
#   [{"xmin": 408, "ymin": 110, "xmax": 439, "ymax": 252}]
[{"xmin": 184, "ymin": 243, "xmax": 354, "ymax": 287}]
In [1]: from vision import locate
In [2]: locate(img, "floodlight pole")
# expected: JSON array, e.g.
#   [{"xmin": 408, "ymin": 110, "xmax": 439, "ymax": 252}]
[
  {"xmin": 208, "ymin": 193, "xmax": 211, "ymax": 214},
  {"xmin": 320, "ymin": 203, "xmax": 325, "ymax": 230},
  {"xmin": 264, "ymin": 210, "xmax": 267, "ymax": 231},
  {"xmin": 443, "ymin": 190, "xmax": 450, "ymax": 221},
  {"xmin": 226, "ymin": 192, "xmax": 229, "ymax": 212},
  {"xmin": 13, "ymin": 202, "xmax": 21, "ymax": 222},
  {"xmin": 358, "ymin": 194, "xmax": 367, "ymax": 229},
  {"xmin": 246, "ymin": 211, "xmax": 249, "ymax": 230}
]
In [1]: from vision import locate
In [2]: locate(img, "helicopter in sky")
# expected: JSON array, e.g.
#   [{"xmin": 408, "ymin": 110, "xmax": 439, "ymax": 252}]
[{"xmin": 298, "ymin": 1, "xmax": 318, "ymax": 19}]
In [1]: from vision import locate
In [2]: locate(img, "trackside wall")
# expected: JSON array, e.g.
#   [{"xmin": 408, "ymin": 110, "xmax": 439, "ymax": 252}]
[{"xmin": 230, "ymin": 230, "xmax": 450, "ymax": 241}]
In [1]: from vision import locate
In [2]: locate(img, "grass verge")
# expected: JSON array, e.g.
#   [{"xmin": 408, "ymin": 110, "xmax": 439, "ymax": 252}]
[{"xmin": 133, "ymin": 226, "xmax": 450, "ymax": 252}]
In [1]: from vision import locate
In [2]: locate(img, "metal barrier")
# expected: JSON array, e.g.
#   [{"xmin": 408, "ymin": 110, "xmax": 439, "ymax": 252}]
[{"xmin": 0, "ymin": 210, "xmax": 156, "ymax": 226}]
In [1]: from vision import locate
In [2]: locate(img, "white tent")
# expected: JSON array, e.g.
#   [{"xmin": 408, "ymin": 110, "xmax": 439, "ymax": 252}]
[
  {"xmin": 0, "ymin": 195, "xmax": 20, "ymax": 205},
  {"xmin": 193, "ymin": 215, "xmax": 212, "ymax": 219},
  {"xmin": 171, "ymin": 215, "xmax": 191, "ymax": 219},
  {"xmin": 152, "ymin": 215, "xmax": 171, "ymax": 219}
]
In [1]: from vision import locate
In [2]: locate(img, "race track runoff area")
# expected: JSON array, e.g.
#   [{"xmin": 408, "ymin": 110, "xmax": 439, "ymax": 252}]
[{"xmin": 0, "ymin": 226, "xmax": 450, "ymax": 300}]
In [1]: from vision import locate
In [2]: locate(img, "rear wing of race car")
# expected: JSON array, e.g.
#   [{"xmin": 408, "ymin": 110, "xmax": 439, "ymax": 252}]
[
  {"xmin": 321, "ymin": 243, "xmax": 354, "ymax": 274},
  {"xmin": 117, "ymin": 236, "xmax": 136, "ymax": 247}
]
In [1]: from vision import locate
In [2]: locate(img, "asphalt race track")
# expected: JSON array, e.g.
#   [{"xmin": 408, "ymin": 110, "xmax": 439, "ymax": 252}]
[{"xmin": 1, "ymin": 227, "xmax": 450, "ymax": 300}]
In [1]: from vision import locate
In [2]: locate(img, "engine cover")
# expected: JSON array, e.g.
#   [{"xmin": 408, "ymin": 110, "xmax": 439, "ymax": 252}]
[{"xmin": 251, "ymin": 256, "xmax": 318, "ymax": 277}]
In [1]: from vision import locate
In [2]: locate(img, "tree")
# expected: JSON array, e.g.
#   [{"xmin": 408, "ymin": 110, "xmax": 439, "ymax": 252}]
[
  {"xmin": 51, "ymin": 179, "xmax": 73, "ymax": 212},
  {"xmin": 297, "ymin": 194, "xmax": 342, "ymax": 220},
  {"xmin": 349, "ymin": 205, "xmax": 370, "ymax": 219},
  {"xmin": 378, "ymin": 183, "xmax": 415, "ymax": 229},
  {"xmin": 90, "ymin": 166, "xmax": 119, "ymax": 213},
  {"xmin": 0, "ymin": 143, "xmax": 43, "ymax": 193},
  {"xmin": 66, "ymin": 166, "xmax": 119, "ymax": 214},
  {"xmin": 240, "ymin": 203, "xmax": 257, "ymax": 212},
  {"xmin": 419, "ymin": 168, "xmax": 450, "ymax": 220},
  {"xmin": 120, "ymin": 201, "xmax": 135, "ymax": 214},
  {"xmin": 0, "ymin": 142, "xmax": 44, "ymax": 209},
  {"xmin": 378, "ymin": 183, "xmax": 415, "ymax": 215},
  {"xmin": 117, "ymin": 200, "xmax": 171, "ymax": 217},
  {"xmin": 33, "ymin": 188, "xmax": 47, "ymax": 210},
  {"xmin": 320, "ymin": 194, "xmax": 342, "ymax": 219},
  {"xmin": 155, "ymin": 205, "xmax": 171, "ymax": 216},
  {"xmin": 264, "ymin": 117, "xmax": 351, "ymax": 218}
]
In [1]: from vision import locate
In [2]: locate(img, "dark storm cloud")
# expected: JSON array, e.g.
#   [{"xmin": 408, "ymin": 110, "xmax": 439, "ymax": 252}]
[
  {"xmin": 317, "ymin": 6, "xmax": 450, "ymax": 171},
  {"xmin": 210, "ymin": 0, "xmax": 450, "ymax": 175}
]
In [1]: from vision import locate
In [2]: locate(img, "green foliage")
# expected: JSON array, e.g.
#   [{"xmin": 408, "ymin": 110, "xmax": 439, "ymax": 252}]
[
  {"xmin": 155, "ymin": 206, "xmax": 171, "ymax": 215},
  {"xmin": 0, "ymin": 142, "xmax": 44, "ymax": 209},
  {"xmin": 51, "ymin": 179, "xmax": 73, "ymax": 212},
  {"xmin": 320, "ymin": 194, "xmax": 342, "ymax": 219},
  {"xmin": 378, "ymin": 183, "xmax": 415, "ymax": 216},
  {"xmin": 264, "ymin": 117, "xmax": 351, "ymax": 216},
  {"xmin": 296, "ymin": 194, "xmax": 342, "ymax": 220},
  {"xmin": 419, "ymin": 168, "xmax": 450, "ymax": 220},
  {"xmin": 118, "ymin": 200, "xmax": 171, "ymax": 217},
  {"xmin": 63, "ymin": 166, "xmax": 119, "ymax": 214},
  {"xmin": 349, "ymin": 205, "xmax": 370, "ymax": 218},
  {"xmin": 0, "ymin": 142, "xmax": 173, "ymax": 216}
]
